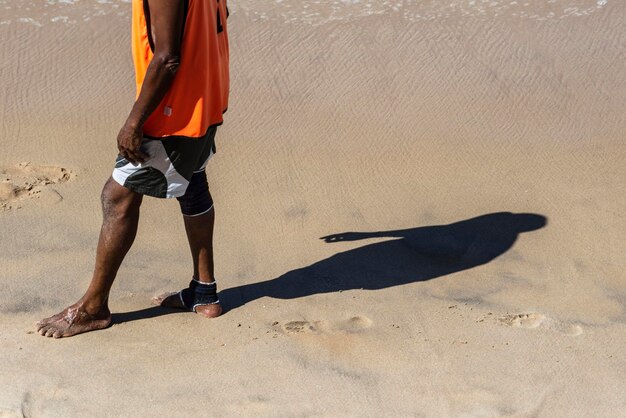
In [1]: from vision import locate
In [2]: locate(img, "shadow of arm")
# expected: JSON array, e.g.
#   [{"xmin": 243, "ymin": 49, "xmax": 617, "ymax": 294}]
[{"xmin": 320, "ymin": 229, "xmax": 410, "ymax": 243}]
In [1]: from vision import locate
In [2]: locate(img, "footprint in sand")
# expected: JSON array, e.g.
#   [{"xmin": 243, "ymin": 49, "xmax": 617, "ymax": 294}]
[
  {"xmin": 282, "ymin": 320, "xmax": 318, "ymax": 334},
  {"xmin": 499, "ymin": 313, "xmax": 546, "ymax": 329},
  {"xmin": 0, "ymin": 162, "xmax": 74, "ymax": 211},
  {"xmin": 560, "ymin": 323, "xmax": 584, "ymax": 336},
  {"xmin": 278, "ymin": 316, "xmax": 372, "ymax": 335},
  {"xmin": 340, "ymin": 316, "xmax": 373, "ymax": 332},
  {"xmin": 499, "ymin": 313, "xmax": 584, "ymax": 336}
]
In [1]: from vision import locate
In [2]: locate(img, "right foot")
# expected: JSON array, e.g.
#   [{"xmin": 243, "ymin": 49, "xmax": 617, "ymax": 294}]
[
  {"xmin": 152, "ymin": 292, "xmax": 222, "ymax": 318},
  {"xmin": 36, "ymin": 303, "xmax": 111, "ymax": 338}
]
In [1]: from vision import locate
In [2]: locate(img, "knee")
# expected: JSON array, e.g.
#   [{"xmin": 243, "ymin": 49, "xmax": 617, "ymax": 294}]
[
  {"xmin": 177, "ymin": 171, "xmax": 213, "ymax": 216},
  {"xmin": 101, "ymin": 178, "xmax": 142, "ymax": 219}
]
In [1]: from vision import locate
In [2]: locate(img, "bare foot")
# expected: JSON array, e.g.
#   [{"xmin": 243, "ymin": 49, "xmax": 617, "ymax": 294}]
[
  {"xmin": 36, "ymin": 303, "xmax": 111, "ymax": 338},
  {"xmin": 152, "ymin": 292, "xmax": 222, "ymax": 318}
]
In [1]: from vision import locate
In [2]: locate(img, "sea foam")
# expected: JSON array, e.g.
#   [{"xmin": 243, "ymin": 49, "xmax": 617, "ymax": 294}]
[{"xmin": 0, "ymin": 0, "xmax": 611, "ymax": 26}]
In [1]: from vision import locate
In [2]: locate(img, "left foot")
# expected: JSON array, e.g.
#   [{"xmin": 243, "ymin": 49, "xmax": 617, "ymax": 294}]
[{"xmin": 36, "ymin": 303, "xmax": 111, "ymax": 338}]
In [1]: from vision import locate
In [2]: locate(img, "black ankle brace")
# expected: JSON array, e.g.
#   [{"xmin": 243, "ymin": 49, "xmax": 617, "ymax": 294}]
[{"xmin": 180, "ymin": 279, "xmax": 219, "ymax": 312}]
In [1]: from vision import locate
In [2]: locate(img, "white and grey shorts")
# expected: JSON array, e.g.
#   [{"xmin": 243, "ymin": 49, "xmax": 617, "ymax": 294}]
[{"xmin": 112, "ymin": 126, "xmax": 217, "ymax": 198}]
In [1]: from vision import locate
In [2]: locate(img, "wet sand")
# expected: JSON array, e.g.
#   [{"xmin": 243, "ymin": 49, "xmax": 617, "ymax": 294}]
[{"xmin": 1, "ymin": 0, "xmax": 625, "ymax": 415}]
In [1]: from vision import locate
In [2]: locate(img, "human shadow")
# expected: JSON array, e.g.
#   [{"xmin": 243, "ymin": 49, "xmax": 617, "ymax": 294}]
[
  {"xmin": 111, "ymin": 306, "xmax": 182, "ymax": 324},
  {"xmin": 219, "ymin": 212, "xmax": 547, "ymax": 311},
  {"xmin": 113, "ymin": 211, "xmax": 546, "ymax": 323}
]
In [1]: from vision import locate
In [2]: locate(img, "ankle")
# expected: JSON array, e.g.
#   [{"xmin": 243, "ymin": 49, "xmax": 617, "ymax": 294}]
[
  {"xmin": 193, "ymin": 275, "xmax": 215, "ymax": 284},
  {"xmin": 77, "ymin": 296, "xmax": 110, "ymax": 316}
]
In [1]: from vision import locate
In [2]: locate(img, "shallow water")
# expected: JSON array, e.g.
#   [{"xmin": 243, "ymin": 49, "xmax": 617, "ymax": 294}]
[
  {"xmin": 0, "ymin": 0, "xmax": 130, "ymax": 26},
  {"xmin": 0, "ymin": 0, "xmax": 611, "ymax": 26},
  {"xmin": 237, "ymin": 0, "xmax": 611, "ymax": 25}
]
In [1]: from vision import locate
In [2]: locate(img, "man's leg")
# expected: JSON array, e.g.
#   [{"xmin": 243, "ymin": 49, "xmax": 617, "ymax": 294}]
[
  {"xmin": 37, "ymin": 177, "xmax": 143, "ymax": 338},
  {"xmin": 181, "ymin": 207, "xmax": 222, "ymax": 317},
  {"xmin": 154, "ymin": 171, "xmax": 222, "ymax": 318},
  {"xmin": 155, "ymin": 206, "xmax": 222, "ymax": 317}
]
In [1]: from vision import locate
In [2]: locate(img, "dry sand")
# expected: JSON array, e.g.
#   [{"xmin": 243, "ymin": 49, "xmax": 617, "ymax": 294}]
[{"xmin": 1, "ymin": 0, "xmax": 625, "ymax": 416}]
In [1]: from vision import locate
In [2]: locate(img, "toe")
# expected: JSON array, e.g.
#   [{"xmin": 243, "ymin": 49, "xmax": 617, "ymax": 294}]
[
  {"xmin": 36, "ymin": 317, "xmax": 52, "ymax": 328},
  {"xmin": 36, "ymin": 312, "xmax": 65, "ymax": 329},
  {"xmin": 44, "ymin": 328, "xmax": 56, "ymax": 337},
  {"xmin": 38, "ymin": 325, "xmax": 49, "ymax": 336},
  {"xmin": 152, "ymin": 292, "xmax": 176, "ymax": 305},
  {"xmin": 52, "ymin": 329, "xmax": 64, "ymax": 338}
]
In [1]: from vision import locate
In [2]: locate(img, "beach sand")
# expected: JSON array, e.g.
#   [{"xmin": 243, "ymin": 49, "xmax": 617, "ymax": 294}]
[{"xmin": 1, "ymin": 0, "xmax": 625, "ymax": 415}]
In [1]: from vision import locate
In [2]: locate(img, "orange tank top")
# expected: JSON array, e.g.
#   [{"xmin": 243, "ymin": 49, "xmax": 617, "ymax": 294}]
[{"xmin": 131, "ymin": 0, "xmax": 229, "ymax": 139}]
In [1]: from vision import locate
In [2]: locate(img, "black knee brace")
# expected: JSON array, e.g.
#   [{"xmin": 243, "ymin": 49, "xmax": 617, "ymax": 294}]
[{"xmin": 177, "ymin": 171, "xmax": 214, "ymax": 216}]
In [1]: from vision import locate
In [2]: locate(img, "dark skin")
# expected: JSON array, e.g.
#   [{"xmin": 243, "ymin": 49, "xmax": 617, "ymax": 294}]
[
  {"xmin": 118, "ymin": 0, "xmax": 185, "ymax": 165},
  {"xmin": 36, "ymin": 0, "xmax": 221, "ymax": 338}
]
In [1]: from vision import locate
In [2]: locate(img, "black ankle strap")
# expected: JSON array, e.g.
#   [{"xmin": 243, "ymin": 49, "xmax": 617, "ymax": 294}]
[{"xmin": 181, "ymin": 279, "xmax": 219, "ymax": 309}]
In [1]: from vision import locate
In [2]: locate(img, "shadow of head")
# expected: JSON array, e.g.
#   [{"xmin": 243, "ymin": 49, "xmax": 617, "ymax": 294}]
[{"xmin": 483, "ymin": 212, "xmax": 547, "ymax": 232}]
